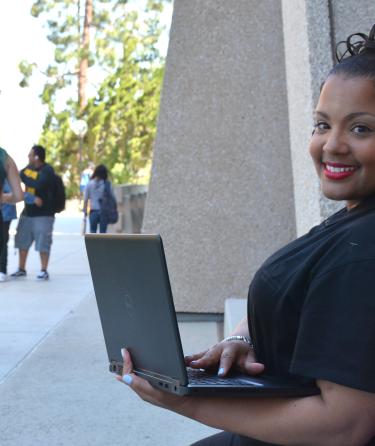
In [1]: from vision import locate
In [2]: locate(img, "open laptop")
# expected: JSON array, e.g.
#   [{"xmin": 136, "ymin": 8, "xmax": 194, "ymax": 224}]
[{"xmin": 85, "ymin": 234, "xmax": 320, "ymax": 397}]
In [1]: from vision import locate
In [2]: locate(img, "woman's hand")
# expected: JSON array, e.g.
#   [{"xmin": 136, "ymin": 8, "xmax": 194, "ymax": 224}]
[
  {"xmin": 116, "ymin": 348, "xmax": 193, "ymax": 415},
  {"xmin": 185, "ymin": 340, "xmax": 264, "ymax": 377}
]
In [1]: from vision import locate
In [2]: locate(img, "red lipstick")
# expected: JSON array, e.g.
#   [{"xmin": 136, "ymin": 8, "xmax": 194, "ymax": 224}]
[{"xmin": 323, "ymin": 162, "xmax": 358, "ymax": 180}]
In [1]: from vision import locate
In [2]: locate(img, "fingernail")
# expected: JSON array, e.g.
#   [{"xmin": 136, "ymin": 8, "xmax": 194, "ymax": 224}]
[
  {"xmin": 218, "ymin": 367, "xmax": 224, "ymax": 376},
  {"xmin": 121, "ymin": 348, "xmax": 126, "ymax": 358},
  {"xmin": 122, "ymin": 374, "xmax": 133, "ymax": 385},
  {"xmin": 190, "ymin": 360, "xmax": 198, "ymax": 364}
]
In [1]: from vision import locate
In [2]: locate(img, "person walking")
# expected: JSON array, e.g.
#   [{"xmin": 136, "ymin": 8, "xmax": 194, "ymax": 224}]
[
  {"xmin": 11, "ymin": 145, "xmax": 57, "ymax": 280},
  {"xmin": 0, "ymin": 147, "xmax": 23, "ymax": 281},
  {"xmin": 0, "ymin": 179, "xmax": 17, "ymax": 282},
  {"xmin": 83, "ymin": 164, "xmax": 116, "ymax": 234}
]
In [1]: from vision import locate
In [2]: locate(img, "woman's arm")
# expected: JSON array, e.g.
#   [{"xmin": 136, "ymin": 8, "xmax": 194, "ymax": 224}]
[
  {"xmin": 83, "ymin": 182, "xmax": 90, "ymax": 215},
  {"xmin": 187, "ymin": 379, "xmax": 375, "ymax": 446},
  {"xmin": 119, "ymin": 350, "xmax": 375, "ymax": 446},
  {"xmin": 229, "ymin": 315, "xmax": 250, "ymax": 337},
  {"xmin": 2, "ymin": 156, "xmax": 23, "ymax": 203}
]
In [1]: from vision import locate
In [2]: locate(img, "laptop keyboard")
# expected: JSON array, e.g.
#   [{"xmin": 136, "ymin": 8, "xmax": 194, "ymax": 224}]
[{"xmin": 187, "ymin": 368, "xmax": 264, "ymax": 386}]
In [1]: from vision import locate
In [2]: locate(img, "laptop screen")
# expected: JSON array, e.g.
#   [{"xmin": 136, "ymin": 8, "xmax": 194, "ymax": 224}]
[{"xmin": 85, "ymin": 234, "xmax": 188, "ymax": 384}]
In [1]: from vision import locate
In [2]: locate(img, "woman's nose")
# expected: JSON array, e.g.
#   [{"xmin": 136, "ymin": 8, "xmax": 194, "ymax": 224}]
[{"xmin": 322, "ymin": 130, "xmax": 349, "ymax": 155}]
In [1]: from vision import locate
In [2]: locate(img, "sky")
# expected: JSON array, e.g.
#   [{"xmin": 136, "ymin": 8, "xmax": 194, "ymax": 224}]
[
  {"xmin": 0, "ymin": 1, "xmax": 172, "ymax": 170},
  {"xmin": 0, "ymin": 0, "xmax": 53, "ymax": 168}
]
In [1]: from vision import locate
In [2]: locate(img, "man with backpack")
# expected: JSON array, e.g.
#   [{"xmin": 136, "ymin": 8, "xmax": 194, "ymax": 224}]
[{"xmin": 11, "ymin": 145, "xmax": 65, "ymax": 280}]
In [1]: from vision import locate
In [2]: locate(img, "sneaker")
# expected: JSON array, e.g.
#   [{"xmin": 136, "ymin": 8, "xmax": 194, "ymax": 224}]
[
  {"xmin": 11, "ymin": 269, "xmax": 27, "ymax": 278},
  {"xmin": 0, "ymin": 272, "xmax": 6, "ymax": 282},
  {"xmin": 37, "ymin": 270, "xmax": 49, "ymax": 280}
]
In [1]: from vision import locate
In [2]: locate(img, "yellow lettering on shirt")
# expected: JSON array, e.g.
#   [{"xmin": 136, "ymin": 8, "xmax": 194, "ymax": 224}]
[
  {"xmin": 24, "ymin": 168, "xmax": 38, "ymax": 180},
  {"xmin": 23, "ymin": 168, "xmax": 38, "ymax": 196}
]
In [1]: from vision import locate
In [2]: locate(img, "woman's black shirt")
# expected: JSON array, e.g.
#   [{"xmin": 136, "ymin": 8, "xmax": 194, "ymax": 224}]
[{"xmin": 248, "ymin": 196, "xmax": 375, "ymax": 394}]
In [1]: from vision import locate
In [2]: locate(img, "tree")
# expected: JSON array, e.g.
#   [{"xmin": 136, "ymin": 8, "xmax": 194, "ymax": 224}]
[{"xmin": 19, "ymin": 0, "xmax": 170, "ymax": 196}]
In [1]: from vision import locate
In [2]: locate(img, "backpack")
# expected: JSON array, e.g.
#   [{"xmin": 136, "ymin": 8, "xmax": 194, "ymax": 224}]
[
  {"xmin": 52, "ymin": 173, "xmax": 66, "ymax": 213},
  {"xmin": 100, "ymin": 180, "xmax": 118, "ymax": 224}
]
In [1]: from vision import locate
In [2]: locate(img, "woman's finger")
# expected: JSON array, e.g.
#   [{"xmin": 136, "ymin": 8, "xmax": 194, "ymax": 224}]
[
  {"xmin": 121, "ymin": 347, "xmax": 133, "ymax": 375},
  {"xmin": 184, "ymin": 350, "xmax": 208, "ymax": 365},
  {"xmin": 217, "ymin": 345, "xmax": 238, "ymax": 376},
  {"xmin": 188, "ymin": 345, "xmax": 223, "ymax": 369},
  {"xmin": 243, "ymin": 358, "xmax": 265, "ymax": 375}
]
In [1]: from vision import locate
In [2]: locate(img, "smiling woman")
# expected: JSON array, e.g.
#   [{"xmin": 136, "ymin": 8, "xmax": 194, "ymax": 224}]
[
  {"xmin": 114, "ymin": 25, "xmax": 375, "ymax": 446},
  {"xmin": 311, "ymin": 76, "xmax": 375, "ymax": 208}
]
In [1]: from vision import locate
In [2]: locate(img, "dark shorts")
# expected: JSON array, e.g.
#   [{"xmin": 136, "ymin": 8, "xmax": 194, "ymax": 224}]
[{"xmin": 15, "ymin": 215, "xmax": 55, "ymax": 253}]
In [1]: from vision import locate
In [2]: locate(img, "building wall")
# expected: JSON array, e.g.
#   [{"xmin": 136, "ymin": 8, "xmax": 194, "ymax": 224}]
[{"xmin": 143, "ymin": 0, "xmax": 375, "ymax": 313}]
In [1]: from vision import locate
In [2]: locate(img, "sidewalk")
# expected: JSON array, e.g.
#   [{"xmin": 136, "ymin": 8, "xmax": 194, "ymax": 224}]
[{"xmin": 0, "ymin": 209, "xmax": 219, "ymax": 445}]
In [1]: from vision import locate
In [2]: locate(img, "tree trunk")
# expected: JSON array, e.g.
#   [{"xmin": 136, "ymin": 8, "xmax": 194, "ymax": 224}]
[{"xmin": 78, "ymin": 0, "xmax": 93, "ymax": 114}]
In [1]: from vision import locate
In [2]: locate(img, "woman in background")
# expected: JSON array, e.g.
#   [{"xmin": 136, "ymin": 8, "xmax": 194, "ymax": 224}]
[{"xmin": 83, "ymin": 164, "xmax": 115, "ymax": 234}]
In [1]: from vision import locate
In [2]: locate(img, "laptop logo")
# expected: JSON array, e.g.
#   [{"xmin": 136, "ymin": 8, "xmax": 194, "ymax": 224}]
[{"xmin": 124, "ymin": 294, "xmax": 134, "ymax": 317}]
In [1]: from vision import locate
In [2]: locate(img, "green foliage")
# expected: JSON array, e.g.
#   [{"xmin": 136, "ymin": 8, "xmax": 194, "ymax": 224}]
[{"xmin": 21, "ymin": 0, "xmax": 170, "ymax": 196}]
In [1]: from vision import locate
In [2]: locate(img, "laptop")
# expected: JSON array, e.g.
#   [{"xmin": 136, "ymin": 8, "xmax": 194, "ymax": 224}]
[{"xmin": 85, "ymin": 234, "xmax": 320, "ymax": 397}]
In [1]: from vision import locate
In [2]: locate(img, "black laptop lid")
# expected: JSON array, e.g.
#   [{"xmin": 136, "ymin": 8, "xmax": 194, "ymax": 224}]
[{"xmin": 85, "ymin": 234, "xmax": 188, "ymax": 385}]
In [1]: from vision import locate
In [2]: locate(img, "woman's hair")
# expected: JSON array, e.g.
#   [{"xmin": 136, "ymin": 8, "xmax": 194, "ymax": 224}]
[
  {"xmin": 91, "ymin": 164, "xmax": 108, "ymax": 180},
  {"xmin": 329, "ymin": 24, "xmax": 375, "ymax": 81}
]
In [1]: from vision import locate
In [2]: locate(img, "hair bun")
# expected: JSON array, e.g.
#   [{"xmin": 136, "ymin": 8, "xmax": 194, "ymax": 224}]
[{"xmin": 336, "ymin": 24, "xmax": 375, "ymax": 62}]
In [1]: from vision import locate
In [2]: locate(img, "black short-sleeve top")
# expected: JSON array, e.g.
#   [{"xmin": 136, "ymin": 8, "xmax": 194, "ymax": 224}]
[{"xmin": 248, "ymin": 196, "xmax": 375, "ymax": 393}]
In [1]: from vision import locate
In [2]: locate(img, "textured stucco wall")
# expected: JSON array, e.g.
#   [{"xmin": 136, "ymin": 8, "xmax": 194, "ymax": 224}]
[
  {"xmin": 143, "ymin": 0, "xmax": 295, "ymax": 313},
  {"xmin": 143, "ymin": 0, "xmax": 375, "ymax": 313},
  {"xmin": 330, "ymin": 0, "xmax": 375, "ymax": 44},
  {"xmin": 281, "ymin": 0, "xmax": 330, "ymax": 236},
  {"xmin": 281, "ymin": 0, "xmax": 343, "ymax": 236}
]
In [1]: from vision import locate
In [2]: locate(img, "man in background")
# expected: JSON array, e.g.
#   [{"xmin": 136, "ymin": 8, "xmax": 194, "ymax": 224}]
[{"xmin": 11, "ymin": 145, "xmax": 56, "ymax": 280}]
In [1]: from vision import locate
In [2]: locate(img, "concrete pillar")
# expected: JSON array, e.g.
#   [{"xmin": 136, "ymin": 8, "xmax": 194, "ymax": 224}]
[
  {"xmin": 281, "ymin": 0, "xmax": 334, "ymax": 236},
  {"xmin": 143, "ymin": 0, "xmax": 295, "ymax": 313},
  {"xmin": 143, "ymin": 0, "xmax": 375, "ymax": 313},
  {"xmin": 330, "ymin": 1, "xmax": 375, "ymax": 44}
]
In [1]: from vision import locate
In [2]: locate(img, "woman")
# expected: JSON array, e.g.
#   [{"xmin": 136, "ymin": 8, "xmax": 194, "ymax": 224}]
[
  {"xmin": 0, "ymin": 148, "xmax": 23, "ymax": 204},
  {"xmin": 115, "ymin": 26, "xmax": 375, "ymax": 445},
  {"xmin": 0, "ymin": 179, "xmax": 17, "ymax": 282},
  {"xmin": 0, "ymin": 148, "xmax": 23, "ymax": 281},
  {"xmin": 83, "ymin": 164, "xmax": 115, "ymax": 234}
]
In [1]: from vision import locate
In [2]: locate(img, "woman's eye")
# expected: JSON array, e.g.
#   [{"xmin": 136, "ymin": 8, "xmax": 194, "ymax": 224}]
[
  {"xmin": 313, "ymin": 121, "xmax": 329, "ymax": 132},
  {"xmin": 352, "ymin": 124, "xmax": 372, "ymax": 134}
]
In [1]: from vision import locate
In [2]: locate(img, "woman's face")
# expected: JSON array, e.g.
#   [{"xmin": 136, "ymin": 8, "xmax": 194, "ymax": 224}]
[{"xmin": 309, "ymin": 74, "xmax": 375, "ymax": 209}]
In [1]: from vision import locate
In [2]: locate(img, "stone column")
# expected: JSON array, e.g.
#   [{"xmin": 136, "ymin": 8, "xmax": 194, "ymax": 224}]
[
  {"xmin": 281, "ymin": 0, "xmax": 334, "ymax": 236},
  {"xmin": 143, "ymin": 0, "xmax": 295, "ymax": 312},
  {"xmin": 143, "ymin": 0, "xmax": 375, "ymax": 313}
]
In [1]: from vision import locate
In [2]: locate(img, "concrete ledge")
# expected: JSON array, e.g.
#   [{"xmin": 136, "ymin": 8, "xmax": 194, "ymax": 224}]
[{"xmin": 224, "ymin": 298, "xmax": 247, "ymax": 338}]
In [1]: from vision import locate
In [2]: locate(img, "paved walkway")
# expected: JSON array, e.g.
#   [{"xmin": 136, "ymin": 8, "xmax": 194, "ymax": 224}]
[{"xmin": 0, "ymin": 209, "xmax": 219, "ymax": 445}]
